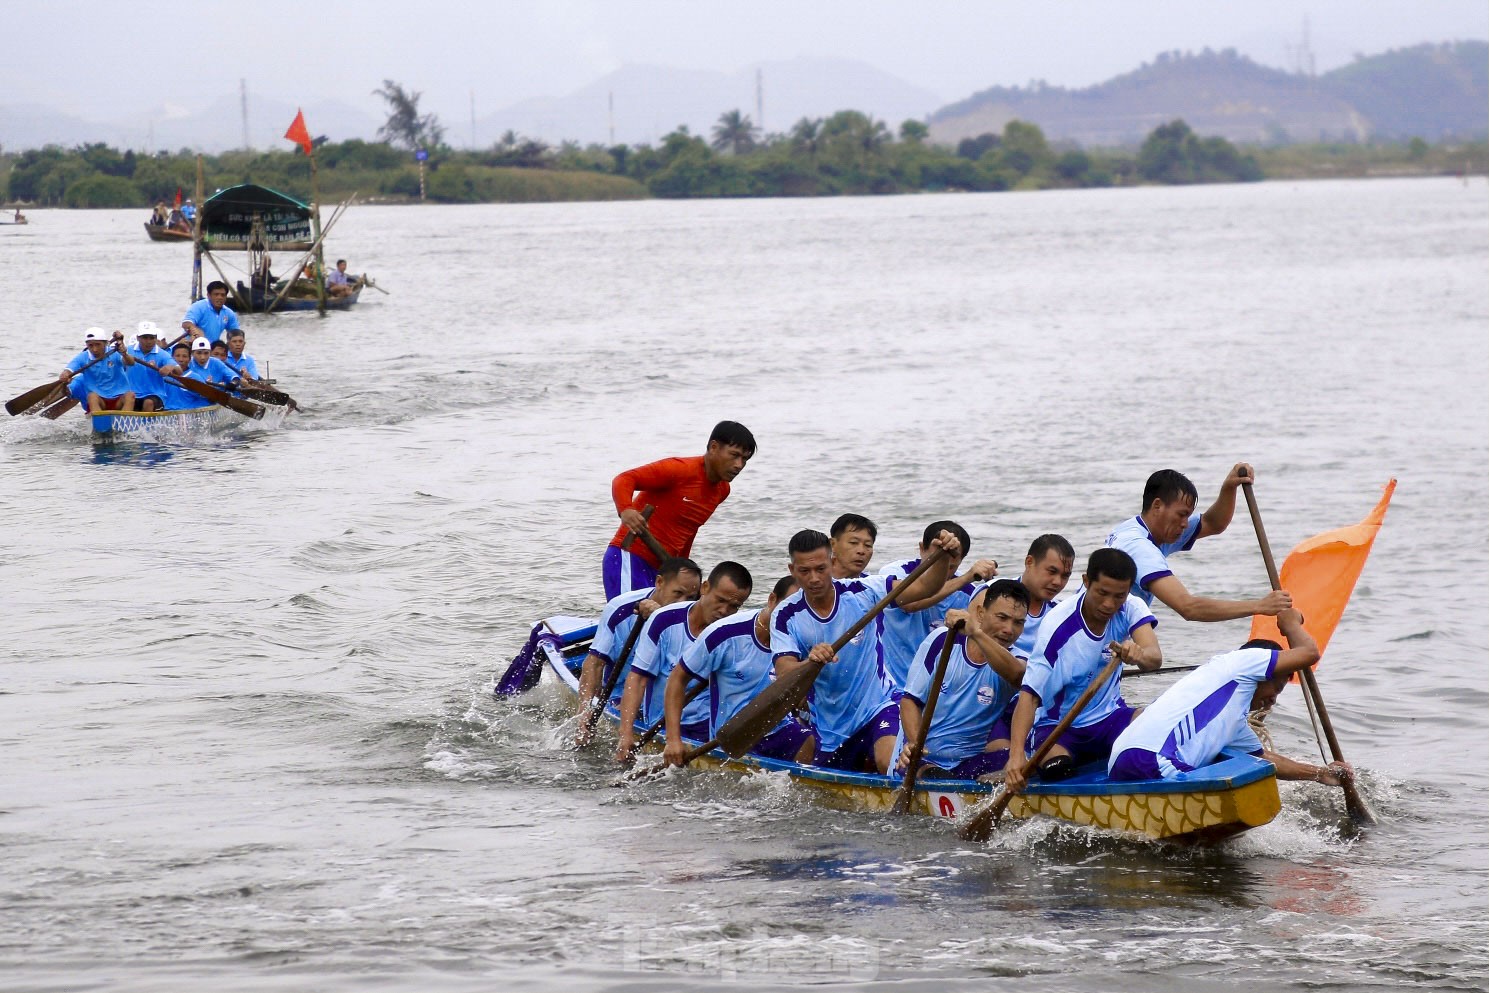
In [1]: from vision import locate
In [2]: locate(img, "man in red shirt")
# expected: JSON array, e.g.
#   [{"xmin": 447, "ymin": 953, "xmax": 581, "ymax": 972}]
[{"xmin": 604, "ymin": 421, "xmax": 756, "ymax": 599}]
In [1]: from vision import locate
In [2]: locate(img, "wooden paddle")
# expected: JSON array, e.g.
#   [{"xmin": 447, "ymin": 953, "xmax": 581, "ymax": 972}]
[
  {"xmin": 891, "ymin": 620, "xmax": 964, "ymax": 814},
  {"xmin": 1240, "ymin": 471, "xmax": 1375, "ymax": 826},
  {"xmin": 622, "ymin": 549, "xmax": 948, "ymax": 783},
  {"xmin": 579, "ymin": 606, "xmax": 649, "ymax": 747},
  {"xmin": 631, "ymin": 678, "xmax": 708, "ymax": 753},
  {"xmin": 133, "ymin": 358, "xmax": 265, "ymax": 420},
  {"xmin": 958, "ymin": 651, "xmax": 1124, "ymax": 842}
]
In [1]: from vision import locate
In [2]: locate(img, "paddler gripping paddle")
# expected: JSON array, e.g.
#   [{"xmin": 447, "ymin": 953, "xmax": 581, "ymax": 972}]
[
  {"xmin": 1240, "ymin": 468, "xmax": 1375, "ymax": 826},
  {"xmin": 620, "ymin": 548, "xmax": 948, "ymax": 784},
  {"xmin": 891, "ymin": 619, "xmax": 964, "ymax": 815}
]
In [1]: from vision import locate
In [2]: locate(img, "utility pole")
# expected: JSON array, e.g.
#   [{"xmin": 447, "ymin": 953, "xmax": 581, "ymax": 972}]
[
  {"xmin": 240, "ymin": 78, "xmax": 250, "ymax": 149},
  {"xmin": 608, "ymin": 90, "xmax": 615, "ymax": 145},
  {"xmin": 470, "ymin": 89, "xmax": 476, "ymax": 149},
  {"xmin": 755, "ymin": 68, "xmax": 763, "ymax": 133}
]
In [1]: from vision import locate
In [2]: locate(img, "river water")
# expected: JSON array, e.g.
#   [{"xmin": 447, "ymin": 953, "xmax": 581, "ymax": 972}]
[{"xmin": 1, "ymin": 178, "xmax": 1486, "ymax": 992}]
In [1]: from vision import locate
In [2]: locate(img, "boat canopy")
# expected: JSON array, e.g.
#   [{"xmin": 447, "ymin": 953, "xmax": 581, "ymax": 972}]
[{"xmin": 200, "ymin": 184, "xmax": 312, "ymax": 249}]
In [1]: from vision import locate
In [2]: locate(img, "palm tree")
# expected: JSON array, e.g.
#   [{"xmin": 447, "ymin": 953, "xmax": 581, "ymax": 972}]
[
  {"xmin": 373, "ymin": 79, "xmax": 445, "ymax": 150},
  {"xmin": 711, "ymin": 109, "xmax": 759, "ymax": 156}
]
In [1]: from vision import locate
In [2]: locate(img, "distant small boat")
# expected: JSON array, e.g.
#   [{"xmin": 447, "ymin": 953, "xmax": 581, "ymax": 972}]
[{"xmin": 145, "ymin": 222, "xmax": 193, "ymax": 242}]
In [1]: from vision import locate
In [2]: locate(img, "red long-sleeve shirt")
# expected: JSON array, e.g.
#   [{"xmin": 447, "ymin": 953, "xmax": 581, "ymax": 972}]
[{"xmin": 609, "ymin": 455, "xmax": 730, "ymax": 567}]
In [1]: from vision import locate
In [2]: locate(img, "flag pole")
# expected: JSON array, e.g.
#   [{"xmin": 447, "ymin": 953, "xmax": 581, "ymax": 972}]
[{"xmin": 308, "ymin": 141, "xmax": 327, "ymax": 316}]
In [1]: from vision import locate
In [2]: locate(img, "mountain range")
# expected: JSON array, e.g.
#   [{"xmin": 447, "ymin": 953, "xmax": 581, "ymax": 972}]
[{"xmin": 2, "ymin": 43, "xmax": 1484, "ymax": 155}]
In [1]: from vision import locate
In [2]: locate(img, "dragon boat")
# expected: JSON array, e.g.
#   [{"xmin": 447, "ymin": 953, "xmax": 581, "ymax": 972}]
[
  {"xmin": 89, "ymin": 401, "xmax": 290, "ymax": 439},
  {"xmin": 526, "ymin": 614, "xmax": 1282, "ymax": 845}
]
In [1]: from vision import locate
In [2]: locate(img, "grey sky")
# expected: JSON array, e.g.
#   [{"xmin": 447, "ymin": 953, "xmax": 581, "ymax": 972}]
[{"xmin": 5, "ymin": 0, "xmax": 1485, "ymax": 122}]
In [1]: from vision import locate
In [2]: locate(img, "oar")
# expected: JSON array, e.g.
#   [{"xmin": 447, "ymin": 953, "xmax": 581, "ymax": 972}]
[
  {"xmin": 578, "ymin": 607, "xmax": 648, "ymax": 747},
  {"xmin": 362, "ymin": 275, "xmax": 389, "ymax": 295},
  {"xmin": 134, "ymin": 358, "xmax": 265, "ymax": 420},
  {"xmin": 958, "ymin": 650, "xmax": 1124, "ymax": 842},
  {"xmin": 42, "ymin": 396, "xmax": 79, "ymax": 420},
  {"xmin": 623, "ymin": 549, "xmax": 948, "ymax": 782},
  {"xmin": 241, "ymin": 385, "xmax": 299, "ymax": 412},
  {"xmin": 1240, "ymin": 470, "xmax": 1375, "ymax": 825},
  {"xmin": 631, "ymin": 679, "xmax": 708, "ymax": 753},
  {"xmin": 625, "ymin": 512, "xmax": 670, "ymax": 563},
  {"xmin": 7, "ymin": 349, "xmax": 111, "ymax": 415},
  {"xmin": 891, "ymin": 620, "xmax": 964, "ymax": 815}
]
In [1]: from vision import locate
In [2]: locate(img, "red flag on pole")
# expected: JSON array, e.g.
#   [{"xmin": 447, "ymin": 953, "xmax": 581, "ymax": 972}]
[
  {"xmin": 284, "ymin": 109, "xmax": 314, "ymax": 156},
  {"xmin": 1249, "ymin": 479, "xmax": 1396, "ymax": 663},
  {"xmin": 173, "ymin": 187, "xmax": 182, "ymax": 208}
]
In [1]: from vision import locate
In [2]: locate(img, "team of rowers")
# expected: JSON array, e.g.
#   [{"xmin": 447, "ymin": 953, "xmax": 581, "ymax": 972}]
[
  {"xmin": 572, "ymin": 421, "xmax": 1356, "ymax": 798},
  {"xmin": 54, "ymin": 281, "xmax": 272, "ymax": 416}
]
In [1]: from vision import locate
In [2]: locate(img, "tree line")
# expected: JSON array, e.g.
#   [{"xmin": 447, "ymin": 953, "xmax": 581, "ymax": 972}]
[{"xmin": 3, "ymin": 103, "xmax": 1479, "ymax": 208}]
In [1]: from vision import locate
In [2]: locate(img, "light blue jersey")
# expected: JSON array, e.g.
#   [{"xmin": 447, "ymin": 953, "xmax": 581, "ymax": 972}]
[
  {"xmin": 1011, "ymin": 597, "xmax": 1055, "ymax": 659},
  {"xmin": 1105, "ymin": 515, "xmax": 1202, "ymax": 605},
  {"xmin": 589, "ymin": 586, "xmax": 654, "ymax": 707},
  {"xmin": 1021, "ymin": 590, "xmax": 1156, "ymax": 731},
  {"xmin": 126, "ymin": 344, "xmax": 176, "ymax": 398},
  {"xmin": 681, "ymin": 608, "xmax": 789, "ymax": 738},
  {"xmin": 76, "ymin": 350, "xmax": 132, "ymax": 398},
  {"xmin": 183, "ymin": 298, "xmax": 240, "ymax": 342},
  {"xmin": 631, "ymin": 600, "xmax": 710, "ymax": 728},
  {"xmin": 223, "ymin": 351, "xmax": 261, "ymax": 379},
  {"xmin": 876, "ymin": 557, "xmax": 975, "ymax": 692},
  {"xmin": 771, "ymin": 576, "xmax": 895, "ymax": 754},
  {"xmin": 183, "ymin": 355, "xmax": 239, "ymax": 387},
  {"xmin": 1109, "ymin": 647, "xmax": 1276, "ymax": 777},
  {"xmin": 901, "ymin": 628, "xmax": 1023, "ymax": 771}
]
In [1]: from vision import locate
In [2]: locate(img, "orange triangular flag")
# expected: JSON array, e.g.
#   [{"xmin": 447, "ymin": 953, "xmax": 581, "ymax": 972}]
[
  {"xmin": 284, "ymin": 109, "xmax": 313, "ymax": 156},
  {"xmin": 1250, "ymin": 479, "xmax": 1396, "ymax": 662}
]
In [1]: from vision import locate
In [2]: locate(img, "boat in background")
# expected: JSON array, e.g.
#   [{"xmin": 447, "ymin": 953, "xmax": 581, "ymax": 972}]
[
  {"xmin": 144, "ymin": 222, "xmax": 192, "ymax": 242},
  {"xmin": 524, "ymin": 614, "xmax": 1282, "ymax": 845}
]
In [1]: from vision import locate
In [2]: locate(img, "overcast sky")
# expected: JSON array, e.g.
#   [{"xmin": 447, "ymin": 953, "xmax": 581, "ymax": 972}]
[{"xmin": 5, "ymin": 0, "xmax": 1484, "ymax": 122}]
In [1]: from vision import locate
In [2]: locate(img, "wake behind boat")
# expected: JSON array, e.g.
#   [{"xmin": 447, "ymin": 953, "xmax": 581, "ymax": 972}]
[{"xmin": 523, "ymin": 613, "xmax": 1282, "ymax": 843}]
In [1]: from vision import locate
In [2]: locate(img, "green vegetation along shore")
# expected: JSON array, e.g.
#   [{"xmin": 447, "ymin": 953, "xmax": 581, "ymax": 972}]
[{"xmin": 3, "ymin": 114, "xmax": 1485, "ymax": 209}]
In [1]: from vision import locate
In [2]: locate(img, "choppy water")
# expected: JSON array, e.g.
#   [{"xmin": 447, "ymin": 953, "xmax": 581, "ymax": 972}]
[{"xmin": 2, "ymin": 178, "xmax": 1486, "ymax": 992}]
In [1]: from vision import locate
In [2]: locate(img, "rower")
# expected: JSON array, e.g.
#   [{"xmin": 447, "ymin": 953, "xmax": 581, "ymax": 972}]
[
  {"xmin": 59, "ymin": 329, "xmax": 135, "ymax": 414},
  {"xmin": 1105, "ymin": 466, "xmax": 1291, "ymax": 622},
  {"xmin": 222, "ymin": 330, "xmax": 263, "ymax": 383},
  {"xmin": 603, "ymin": 421, "xmax": 755, "ymax": 599},
  {"xmin": 616, "ymin": 561, "xmax": 753, "ymax": 763},
  {"xmin": 662, "ymin": 575, "xmax": 816, "ymax": 766},
  {"xmin": 181, "ymin": 280, "xmax": 241, "ymax": 344},
  {"xmin": 184, "ymin": 337, "xmax": 242, "ymax": 389},
  {"xmin": 828, "ymin": 513, "xmax": 877, "ymax": 579},
  {"xmin": 1011, "ymin": 533, "xmax": 1076, "ymax": 658},
  {"xmin": 1003, "ymin": 548, "xmax": 1163, "ymax": 793},
  {"xmin": 573, "ymin": 557, "xmax": 702, "ymax": 747},
  {"xmin": 1109, "ymin": 608, "xmax": 1353, "ymax": 789},
  {"xmin": 125, "ymin": 322, "xmax": 180, "ymax": 412},
  {"xmin": 161, "ymin": 342, "xmax": 203, "ymax": 410},
  {"xmin": 878, "ymin": 519, "xmax": 998, "ymax": 694},
  {"xmin": 772, "ymin": 527, "xmax": 960, "ymax": 774},
  {"xmin": 893, "ymin": 579, "xmax": 1030, "ymax": 781}
]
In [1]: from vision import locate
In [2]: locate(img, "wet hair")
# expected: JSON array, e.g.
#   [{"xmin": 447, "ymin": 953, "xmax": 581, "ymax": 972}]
[
  {"xmin": 708, "ymin": 420, "xmax": 756, "ymax": 456},
  {"xmin": 1241, "ymin": 638, "xmax": 1283, "ymax": 652},
  {"xmin": 707, "ymin": 560, "xmax": 752, "ymax": 592},
  {"xmin": 771, "ymin": 575, "xmax": 798, "ymax": 601},
  {"xmin": 1086, "ymin": 547, "xmax": 1137, "ymax": 586},
  {"xmin": 922, "ymin": 519, "xmax": 971, "ymax": 555},
  {"xmin": 656, "ymin": 556, "xmax": 702, "ymax": 581},
  {"xmin": 978, "ymin": 578, "xmax": 1030, "ymax": 610},
  {"xmin": 788, "ymin": 529, "xmax": 831, "ymax": 557},
  {"xmin": 227, "ymin": 329, "xmax": 245, "ymax": 341},
  {"xmin": 831, "ymin": 513, "xmax": 877, "ymax": 542},
  {"xmin": 206, "ymin": 280, "xmax": 228, "ymax": 294},
  {"xmin": 1028, "ymin": 533, "xmax": 1075, "ymax": 563},
  {"xmin": 1143, "ymin": 469, "xmax": 1198, "ymax": 511}
]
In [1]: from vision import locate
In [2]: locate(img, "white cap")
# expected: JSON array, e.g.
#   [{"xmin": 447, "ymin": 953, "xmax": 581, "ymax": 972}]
[
  {"xmin": 84, "ymin": 328, "xmax": 109, "ymax": 343},
  {"xmin": 191, "ymin": 338, "xmax": 212, "ymax": 351},
  {"xmin": 137, "ymin": 321, "xmax": 160, "ymax": 337}
]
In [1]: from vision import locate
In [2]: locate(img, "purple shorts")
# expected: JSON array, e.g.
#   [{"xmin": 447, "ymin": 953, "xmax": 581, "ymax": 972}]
[
  {"xmin": 1108, "ymin": 747, "xmax": 1163, "ymax": 782},
  {"xmin": 816, "ymin": 703, "xmax": 899, "ymax": 772},
  {"xmin": 680, "ymin": 718, "xmax": 710, "ymax": 742},
  {"xmin": 752, "ymin": 718, "xmax": 814, "ymax": 761},
  {"xmin": 949, "ymin": 748, "xmax": 1011, "ymax": 779},
  {"xmin": 1030, "ymin": 705, "xmax": 1136, "ymax": 766},
  {"xmin": 602, "ymin": 545, "xmax": 657, "ymax": 601}
]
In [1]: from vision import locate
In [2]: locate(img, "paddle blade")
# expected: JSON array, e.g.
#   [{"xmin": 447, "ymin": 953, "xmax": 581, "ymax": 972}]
[
  {"xmin": 1341, "ymin": 775, "xmax": 1376, "ymax": 826},
  {"xmin": 6, "ymin": 380, "xmax": 64, "ymax": 416},
  {"xmin": 713, "ymin": 660, "xmax": 823, "ymax": 758},
  {"xmin": 42, "ymin": 397, "xmax": 79, "ymax": 420},
  {"xmin": 957, "ymin": 790, "xmax": 1011, "ymax": 842}
]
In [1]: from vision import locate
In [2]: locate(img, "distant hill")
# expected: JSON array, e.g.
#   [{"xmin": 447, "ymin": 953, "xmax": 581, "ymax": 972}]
[
  {"xmin": 929, "ymin": 42, "xmax": 1488, "ymax": 148},
  {"xmin": 474, "ymin": 57, "xmax": 943, "ymax": 147}
]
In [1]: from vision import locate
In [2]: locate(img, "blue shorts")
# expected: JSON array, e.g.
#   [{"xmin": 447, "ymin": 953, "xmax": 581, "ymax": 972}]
[
  {"xmin": 816, "ymin": 703, "xmax": 899, "ymax": 772},
  {"xmin": 602, "ymin": 545, "xmax": 657, "ymax": 601},
  {"xmin": 752, "ymin": 718, "xmax": 814, "ymax": 762},
  {"xmin": 1108, "ymin": 747, "xmax": 1163, "ymax": 782},
  {"xmin": 1031, "ymin": 704, "xmax": 1136, "ymax": 766}
]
